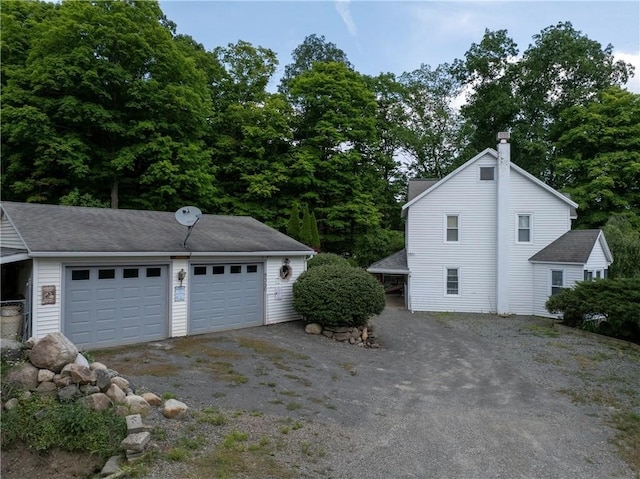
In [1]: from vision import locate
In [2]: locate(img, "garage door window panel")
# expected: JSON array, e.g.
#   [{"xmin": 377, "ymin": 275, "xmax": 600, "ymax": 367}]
[
  {"xmin": 123, "ymin": 268, "xmax": 139, "ymax": 279},
  {"xmin": 72, "ymin": 270, "xmax": 90, "ymax": 281},
  {"xmin": 212, "ymin": 266, "xmax": 225, "ymax": 274}
]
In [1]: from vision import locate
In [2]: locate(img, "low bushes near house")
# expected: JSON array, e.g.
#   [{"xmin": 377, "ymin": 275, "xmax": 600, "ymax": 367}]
[
  {"xmin": 306, "ymin": 253, "xmax": 351, "ymax": 270},
  {"xmin": 293, "ymin": 263, "xmax": 385, "ymax": 330},
  {"xmin": 545, "ymin": 278, "xmax": 640, "ymax": 343},
  {"xmin": 1, "ymin": 393, "xmax": 127, "ymax": 459}
]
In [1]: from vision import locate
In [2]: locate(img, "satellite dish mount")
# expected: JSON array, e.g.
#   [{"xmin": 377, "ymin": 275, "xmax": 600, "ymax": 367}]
[{"xmin": 175, "ymin": 206, "xmax": 202, "ymax": 249}]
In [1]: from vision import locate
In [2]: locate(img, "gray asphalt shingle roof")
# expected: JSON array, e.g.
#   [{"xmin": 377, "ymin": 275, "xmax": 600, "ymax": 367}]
[
  {"xmin": 1, "ymin": 202, "xmax": 313, "ymax": 255},
  {"xmin": 408, "ymin": 179, "xmax": 439, "ymax": 202},
  {"xmin": 529, "ymin": 229, "xmax": 603, "ymax": 264},
  {"xmin": 367, "ymin": 249, "xmax": 408, "ymax": 274}
]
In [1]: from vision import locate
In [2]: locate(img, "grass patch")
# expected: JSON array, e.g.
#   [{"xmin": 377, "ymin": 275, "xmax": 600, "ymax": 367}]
[
  {"xmin": 161, "ymin": 392, "xmax": 176, "ymax": 401},
  {"xmin": 284, "ymin": 373, "xmax": 313, "ymax": 387},
  {"xmin": 209, "ymin": 362, "xmax": 249, "ymax": 385},
  {"xmin": 286, "ymin": 401, "xmax": 303, "ymax": 411},
  {"xmin": 279, "ymin": 390, "xmax": 301, "ymax": 397},
  {"xmin": 166, "ymin": 447, "xmax": 191, "ymax": 462},
  {"xmin": 194, "ymin": 407, "xmax": 227, "ymax": 426},
  {"xmin": 523, "ymin": 324, "xmax": 560, "ymax": 338},
  {"xmin": 191, "ymin": 429, "xmax": 295, "ymax": 479},
  {"xmin": 610, "ymin": 412, "xmax": 640, "ymax": 473}
]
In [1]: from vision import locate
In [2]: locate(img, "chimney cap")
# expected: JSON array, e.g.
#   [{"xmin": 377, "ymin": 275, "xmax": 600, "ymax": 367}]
[{"xmin": 497, "ymin": 131, "xmax": 510, "ymax": 141}]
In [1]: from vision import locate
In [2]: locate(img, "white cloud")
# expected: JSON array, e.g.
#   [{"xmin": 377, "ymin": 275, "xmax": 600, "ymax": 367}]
[
  {"xmin": 335, "ymin": 1, "xmax": 357, "ymax": 37},
  {"xmin": 614, "ymin": 51, "xmax": 640, "ymax": 93}
]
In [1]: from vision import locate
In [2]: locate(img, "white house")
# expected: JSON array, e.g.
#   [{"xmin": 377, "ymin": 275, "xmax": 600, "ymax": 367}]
[
  {"xmin": 0, "ymin": 202, "xmax": 314, "ymax": 349},
  {"xmin": 368, "ymin": 133, "xmax": 613, "ymax": 317}
]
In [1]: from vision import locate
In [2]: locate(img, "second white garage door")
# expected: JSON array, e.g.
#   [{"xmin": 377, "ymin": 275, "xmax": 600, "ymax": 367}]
[{"xmin": 189, "ymin": 263, "xmax": 264, "ymax": 334}]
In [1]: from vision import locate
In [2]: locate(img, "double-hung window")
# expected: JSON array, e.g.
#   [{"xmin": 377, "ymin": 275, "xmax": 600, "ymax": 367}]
[
  {"xmin": 551, "ymin": 270, "xmax": 564, "ymax": 296},
  {"xmin": 517, "ymin": 214, "xmax": 532, "ymax": 243},
  {"xmin": 446, "ymin": 215, "xmax": 459, "ymax": 242},
  {"xmin": 446, "ymin": 268, "xmax": 460, "ymax": 296}
]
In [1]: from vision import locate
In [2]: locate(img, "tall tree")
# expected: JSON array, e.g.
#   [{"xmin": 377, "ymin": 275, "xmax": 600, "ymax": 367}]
[
  {"xmin": 279, "ymin": 34, "xmax": 352, "ymax": 94},
  {"xmin": 398, "ymin": 63, "xmax": 462, "ymax": 178},
  {"xmin": 209, "ymin": 41, "xmax": 293, "ymax": 225},
  {"xmin": 514, "ymin": 22, "xmax": 633, "ymax": 183},
  {"xmin": 288, "ymin": 61, "xmax": 381, "ymax": 252},
  {"xmin": 1, "ymin": 0, "xmax": 216, "ymax": 210},
  {"xmin": 554, "ymin": 87, "xmax": 640, "ymax": 227},
  {"xmin": 453, "ymin": 29, "xmax": 519, "ymax": 160}
]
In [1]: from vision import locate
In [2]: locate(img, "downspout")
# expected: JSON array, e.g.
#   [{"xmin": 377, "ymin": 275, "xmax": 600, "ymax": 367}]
[{"xmin": 496, "ymin": 132, "xmax": 511, "ymax": 316}]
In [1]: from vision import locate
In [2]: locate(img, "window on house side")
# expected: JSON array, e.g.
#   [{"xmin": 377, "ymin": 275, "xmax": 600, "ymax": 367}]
[
  {"xmin": 584, "ymin": 270, "xmax": 593, "ymax": 281},
  {"xmin": 446, "ymin": 215, "xmax": 459, "ymax": 242},
  {"xmin": 551, "ymin": 270, "xmax": 564, "ymax": 295},
  {"xmin": 596, "ymin": 270, "xmax": 601, "ymax": 279},
  {"xmin": 480, "ymin": 166, "xmax": 495, "ymax": 180},
  {"xmin": 446, "ymin": 268, "xmax": 459, "ymax": 295},
  {"xmin": 517, "ymin": 214, "xmax": 531, "ymax": 243}
]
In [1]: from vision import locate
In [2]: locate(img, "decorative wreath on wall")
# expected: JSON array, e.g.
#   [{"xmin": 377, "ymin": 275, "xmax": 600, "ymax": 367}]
[{"xmin": 279, "ymin": 258, "xmax": 292, "ymax": 280}]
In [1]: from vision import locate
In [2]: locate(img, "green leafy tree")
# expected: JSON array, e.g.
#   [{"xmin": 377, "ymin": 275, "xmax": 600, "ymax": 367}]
[
  {"xmin": 288, "ymin": 61, "xmax": 381, "ymax": 252},
  {"xmin": 286, "ymin": 202, "xmax": 301, "ymax": 240},
  {"xmin": 299, "ymin": 205, "xmax": 314, "ymax": 247},
  {"xmin": 310, "ymin": 211, "xmax": 321, "ymax": 250},
  {"xmin": 554, "ymin": 87, "xmax": 640, "ymax": 227},
  {"xmin": 602, "ymin": 214, "xmax": 640, "ymax": 279},
  {"xmin": 398, "ymin": 63, "xmax": 463, "ymax": 178},
  {"xmin": 1, "ymin": 0, "xmax": 215, "ymax": 210},
  {"xmin": 306, "ymin": 253, "xmax": 350, "ymax": 269},
  {"xmin": 279, "ymin": 34, "xmax": 352, "ymax": 93}
]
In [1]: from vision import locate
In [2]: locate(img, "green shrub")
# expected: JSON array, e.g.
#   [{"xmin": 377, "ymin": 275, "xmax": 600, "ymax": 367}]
[
  {"xmin": 293, "ymin": 264, "xmax": 385, "ymax": 327},
  {"xmin": 306, "ymin": 253, "xmax": 350, "ymax": 270},
  {"xmin": 1, "ymin": 394, "xmax": 126, "ymax": 458},
  {"xmin": 546, "ymin": 278, "xmax": 640, "ymax": 342}
]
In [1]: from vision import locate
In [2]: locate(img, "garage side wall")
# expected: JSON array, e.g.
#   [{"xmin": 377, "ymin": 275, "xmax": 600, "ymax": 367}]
[
  {"xmin": 32, "ymin": 258, "xmax": 63, "ymax": 338},
  {"xmin": 265, "ymin": 256, "xmax": 307, "ymax": 324},
  {"xmin": 171, "ymin": 259, "xmax": 189, "ymax": 337}
]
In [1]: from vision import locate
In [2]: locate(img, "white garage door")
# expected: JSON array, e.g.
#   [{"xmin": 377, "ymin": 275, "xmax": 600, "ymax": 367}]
[
  {"xmin": 64, "ymin": 265, "xmax": 169, "ymax": 349},
  {"xmin": 189, "ymin": 263, "xmax": 264, "ymax": 334}
]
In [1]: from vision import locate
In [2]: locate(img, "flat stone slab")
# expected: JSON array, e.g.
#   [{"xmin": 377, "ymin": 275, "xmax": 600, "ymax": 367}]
[
  {"xmin": 120, "ymin": 432, "xmax": 150, "ymax": 452},
  {"xmin": 125, "ymin": 414, "xmax": 144, "ymax": 434}
]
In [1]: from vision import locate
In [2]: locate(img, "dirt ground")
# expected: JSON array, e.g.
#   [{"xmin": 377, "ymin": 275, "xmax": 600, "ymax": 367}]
[{"xmin": 1, "ymin": 444, "xmax": 102, "ymax": 479}]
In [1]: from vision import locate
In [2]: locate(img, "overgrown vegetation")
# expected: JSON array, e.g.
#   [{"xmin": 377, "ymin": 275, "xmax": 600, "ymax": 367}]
[
  {"xmin": 1, "ymin": 394, "xmax": 126, "ymax": 459},
  {"xmin": 306, "ymin": 253, "xmax": 351, "ymax": 270},
  {"xmin": 293, "ymin": 264, "xmax": 385, "ymax": 327},
  {"xmin": 545, "ymin": 278, "xmax": 640, "ymax": 342}
]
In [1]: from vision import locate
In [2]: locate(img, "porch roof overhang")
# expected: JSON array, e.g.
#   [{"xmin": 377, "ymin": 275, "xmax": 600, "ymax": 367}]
[
  {"xmin": 1, "ymin": 247, "xmax": 30, "ymax": 265},
  {"xmin": 366, "ymin": 249, "xmax": 409, "ymax": 275}
]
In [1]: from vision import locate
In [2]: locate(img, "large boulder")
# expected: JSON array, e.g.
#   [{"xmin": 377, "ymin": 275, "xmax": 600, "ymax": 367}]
[
  {"xmin": 79, "ymin": 393, "xmax": 112, "ymax": 411},
  {"xmin": 29, "ymin": 333, "xmax": 78, "ymax": 372},
  {"xmin": 4, "ymin": 362, "xmax": 39, "ymax": 391},
  {"xmin": 163, "ymin": 399, "xmax": 188, "ymax": 419}
]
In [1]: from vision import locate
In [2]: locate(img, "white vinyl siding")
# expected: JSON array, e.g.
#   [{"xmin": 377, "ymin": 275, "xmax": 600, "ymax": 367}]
[
  {"xmin": 1, "ymin": 216, "xmax": 26, "ymax": 249},
  {"xmin": 265, "ymin": 256, "xmax": 307, "ymax": 324},
  {"xmin": 584, "ymin": 234, "xmax": 611, "ymax": 277},
  {"xmin": 171, "ymin": 258, "xmax": 189, "ymax": 337},
  {"xmin": 32, "ymin": 258, "xmax": 63, "ymax": 338},
  {"xmin": 407, "ymin": 152, "xmax": 496, "ymax": 313},
  {"xmin": 508, "ymin": 170, "xmax": 572, "ymax": 314},
  {"xmin": 445, "ymin": 215, "xmax": 460, "ymax": 243},
  {"xmin": 532, "ymin": 263, "xmax": 583, "ymax": 317}
]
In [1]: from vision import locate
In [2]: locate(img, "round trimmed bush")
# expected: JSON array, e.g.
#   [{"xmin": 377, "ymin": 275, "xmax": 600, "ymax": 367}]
[
  {"xmin": 293, "ymin": 264, "xmax": 385, "ymax": 328},
  {"xmin": 306, "ymin": 253, "xmax": 350, "ymax": 270}
]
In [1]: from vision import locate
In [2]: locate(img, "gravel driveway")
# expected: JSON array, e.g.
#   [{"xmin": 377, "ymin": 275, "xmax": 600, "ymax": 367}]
[{"xmin": 94, "ymin": 305, "xmax": 640, "ymax": 478}]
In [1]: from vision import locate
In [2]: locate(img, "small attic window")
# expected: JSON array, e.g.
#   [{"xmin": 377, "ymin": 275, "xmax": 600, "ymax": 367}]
[{"xmin": 479, "ymin": 167, "xmax": 495, "ymax": 180}]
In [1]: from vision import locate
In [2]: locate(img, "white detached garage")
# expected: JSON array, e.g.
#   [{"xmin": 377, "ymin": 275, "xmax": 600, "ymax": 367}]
[{"xmin": 0, "ymin": 202, "xmax": 314, "ymax": 349}]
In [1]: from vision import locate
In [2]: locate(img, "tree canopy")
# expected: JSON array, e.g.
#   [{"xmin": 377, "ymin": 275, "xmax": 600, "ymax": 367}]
[{"xmin": 1, "ymin": 1, "xmax": 637, "ymax": 262}]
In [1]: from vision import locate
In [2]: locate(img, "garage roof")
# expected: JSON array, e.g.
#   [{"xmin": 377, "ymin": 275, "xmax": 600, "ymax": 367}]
[
  {"xmin": 1, "ymin": 202, "xmax": 314, "ymax": 256},
  {"xmin": 528, "ymin": 229, "xmax": 612, "ymax": 264}
]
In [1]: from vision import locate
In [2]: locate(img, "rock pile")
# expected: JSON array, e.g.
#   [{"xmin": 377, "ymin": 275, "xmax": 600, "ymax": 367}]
[
  {"xmin": 1, "ymin": 332, "xmax": 190, "ymax": 477},
  {"xmin": 304, "ymin": 323, "xmax": 380, "ymax": 348}
]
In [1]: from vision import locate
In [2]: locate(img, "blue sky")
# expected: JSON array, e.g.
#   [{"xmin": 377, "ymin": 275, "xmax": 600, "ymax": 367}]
[{"xmin": 159, "ymin": 1, "xmax": 640, "ymax": 92}]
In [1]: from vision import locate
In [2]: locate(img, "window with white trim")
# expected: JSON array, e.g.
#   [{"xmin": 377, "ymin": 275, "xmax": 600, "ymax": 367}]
[
  {"xmin": 479, "ymin": 166, "xmax": 495, "ymax": 181},
  {"xmin": 517, "ymin": 214, "xmax": 532, "ymax": 243},
  {"xmin": 446, "ymin": 268, "xmax": 459, "ymax": 295},
  {"xmin": 583, "ymin": 270, "xmax": 593, "ymax": 281},
  {"xmin": 551, "ymin": 270, "xmax": 564, "ymax": 296},
  {"xmin": 445, "ymin": 215, "xmax": 459, "ymax": 242}
]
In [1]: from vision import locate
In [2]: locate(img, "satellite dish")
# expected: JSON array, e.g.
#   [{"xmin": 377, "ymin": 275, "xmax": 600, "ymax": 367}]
[
  {"xmin": 175, "ymin": 206, "xmax": 202, "ymax": 226},
  {"xmin": 175, "ymin": 206, "xmax": 202, "ymax": 248}
]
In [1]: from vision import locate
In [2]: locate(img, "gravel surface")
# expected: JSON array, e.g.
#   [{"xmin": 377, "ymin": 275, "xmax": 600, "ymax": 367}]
[{"xmin": 95, "ymin": 307, "xmax": 640, "ymax": 478}]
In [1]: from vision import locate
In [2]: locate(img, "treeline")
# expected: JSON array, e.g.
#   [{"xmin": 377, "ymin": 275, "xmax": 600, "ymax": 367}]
[{"xmin": 1, "ymin": 0, "xmax": 638, "ymax": 263}]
